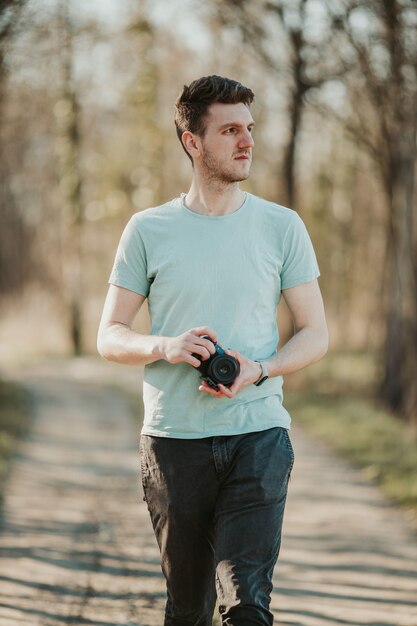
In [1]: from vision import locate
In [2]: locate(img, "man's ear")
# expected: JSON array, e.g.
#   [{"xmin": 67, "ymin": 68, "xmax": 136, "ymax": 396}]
[{"xmin": 182, "ymin": 131, "xmax": 200, "ymax": 159}]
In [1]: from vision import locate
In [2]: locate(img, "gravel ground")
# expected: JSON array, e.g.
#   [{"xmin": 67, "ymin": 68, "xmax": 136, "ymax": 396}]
[{"xmin": 0, "ymin": 357, "xmax": 416, "ymax": 626}]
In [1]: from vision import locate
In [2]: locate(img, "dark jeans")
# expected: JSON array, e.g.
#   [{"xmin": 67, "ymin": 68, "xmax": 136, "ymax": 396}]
[{"xmin": 139, "ymin": 426, "xmax": 295, "ymax": 626}]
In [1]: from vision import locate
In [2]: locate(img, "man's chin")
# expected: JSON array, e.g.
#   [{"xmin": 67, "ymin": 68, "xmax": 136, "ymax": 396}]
[
  {"xmin": 226, "ymin": 167, "xmax": 251, "ymax": 183},
  {"xmin": 203, "ymin": 162, "xmax": 251, "ymax": 184},
  {"xmin": 233, "ymin": 171, "xmax": 250, "ymax": 183}
]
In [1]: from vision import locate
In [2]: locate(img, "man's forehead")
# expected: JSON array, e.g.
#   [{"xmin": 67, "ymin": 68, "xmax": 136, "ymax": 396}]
[{"xmin": 206, "ymin": 102, "xmax": 255, "ymax": 127}]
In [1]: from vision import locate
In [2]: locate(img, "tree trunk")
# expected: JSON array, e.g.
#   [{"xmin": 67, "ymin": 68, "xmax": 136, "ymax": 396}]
[
  {"xmin": 0, "ymin": 0, "xmax": 31, "ymax": 296},
  {"xmin": 282, "ymin": 26, "xmax": 306, "ymax": 210},
  {"xmin": 282, "ymin": 76, "xmax": 304, "ymax": 209},
  {"xmin": 380, "ymin": 120, "xmax": 417, "ymax": 424},
  {"xmin": 55, "ymin": 2, "xmax": 84, "ymax": 356}
]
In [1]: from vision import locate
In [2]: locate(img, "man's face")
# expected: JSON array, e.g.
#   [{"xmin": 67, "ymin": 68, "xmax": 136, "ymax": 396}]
[{"xmin": 196, "ymin": 102, "xmax": 255, "ymax": 184}]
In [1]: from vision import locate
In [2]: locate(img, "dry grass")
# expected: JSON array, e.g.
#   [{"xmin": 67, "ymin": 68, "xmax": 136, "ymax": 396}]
[
  {"xmin": 0, "ymin": 379, "xmax": 31, "ymax": 499},
  {"xmin": 285, "ymin": 351, "xmax": 417, "ymax": 526}
]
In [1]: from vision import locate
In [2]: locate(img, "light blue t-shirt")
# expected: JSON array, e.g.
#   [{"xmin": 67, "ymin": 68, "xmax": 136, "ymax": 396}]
[{"xmin": 108, "ymin": 192, "xmax": 320, "ymax": 438}]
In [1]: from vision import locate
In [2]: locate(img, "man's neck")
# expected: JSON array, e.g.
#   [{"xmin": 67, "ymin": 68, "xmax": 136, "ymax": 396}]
[{"xmin": 184, "ymin": 180, "xmax": 246, "ymax": 217}]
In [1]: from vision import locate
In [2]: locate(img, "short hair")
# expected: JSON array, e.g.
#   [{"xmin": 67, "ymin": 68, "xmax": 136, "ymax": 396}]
[{"xmin": 174, "ymin": 75, "xmax": 255, "ymax": 161}]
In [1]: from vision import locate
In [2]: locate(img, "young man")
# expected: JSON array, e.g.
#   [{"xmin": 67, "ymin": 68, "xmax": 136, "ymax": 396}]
[{"xmin": 97, "ymin": 75, "xmax": 328, "ymax": 626}]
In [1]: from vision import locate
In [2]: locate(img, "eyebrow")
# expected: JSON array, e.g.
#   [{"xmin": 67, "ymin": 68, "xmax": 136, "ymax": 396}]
[{"xmin": 218, "ymin": 120, "xmax": 256, "ymax": 130}]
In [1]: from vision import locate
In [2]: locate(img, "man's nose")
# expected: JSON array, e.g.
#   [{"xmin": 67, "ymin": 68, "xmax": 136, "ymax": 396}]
[{"xmin": 238, "ymin": 130, "xmax": 254, "ymax": 149}]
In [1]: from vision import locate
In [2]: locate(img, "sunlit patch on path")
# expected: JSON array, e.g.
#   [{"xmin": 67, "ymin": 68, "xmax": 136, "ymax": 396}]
[
  {"xmin": 0, "ymin": 360, "xmax": 164, "ymax": 625},
  {"xmin": 0, "ymin": 358, "xmax": 416, "ymax": 626},
  {"xmin": 273, "ymin": 430, "xmax": 417, "ymax": 625}
]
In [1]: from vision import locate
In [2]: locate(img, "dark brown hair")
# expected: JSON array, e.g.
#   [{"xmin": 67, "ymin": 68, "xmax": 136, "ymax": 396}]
[{"xmin": 174, "ymin": 75, "xmax": 255, "ymax": 161}]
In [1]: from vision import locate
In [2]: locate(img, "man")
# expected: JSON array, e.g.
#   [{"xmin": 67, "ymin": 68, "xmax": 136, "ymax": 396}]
[{"xmin": 97, "ymin": 75, "xmax": 328, "ymax": 626}]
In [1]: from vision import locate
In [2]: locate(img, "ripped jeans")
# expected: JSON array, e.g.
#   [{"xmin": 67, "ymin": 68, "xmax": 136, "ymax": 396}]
[{"xmin": 139, "ymin": 426, "xmax": 295, "ymax": 626}]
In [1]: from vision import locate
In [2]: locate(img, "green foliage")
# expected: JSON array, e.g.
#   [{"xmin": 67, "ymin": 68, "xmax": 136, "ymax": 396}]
[
  {"xmin": 0, "ymin": 379, "xmax": 31, "ymax": 496},
  {"xmin": 285, "ymin": 352, "xmax": 417, "ymax": 521}
]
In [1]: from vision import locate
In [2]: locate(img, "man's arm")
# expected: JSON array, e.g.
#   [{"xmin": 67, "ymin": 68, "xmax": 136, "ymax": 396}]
[
  {"xmin": 97, "ymin": 284, "xmax": 217, "ymax": 366},
  {"xmin": 264, "ymin": 278, "xmax": 328, "ymax": 377},
  {"xmin": 199, "ymin": 278, "xmax": 328, "ymax": 398}
]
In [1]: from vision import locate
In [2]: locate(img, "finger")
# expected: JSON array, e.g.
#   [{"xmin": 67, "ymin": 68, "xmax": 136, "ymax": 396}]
[
  {"xmin": 226, "ymin": 372, "xmax": 244, "ymax": 392},
  {"xmin": 199, "ymin": 382, "xmax": 223, "ymax": 397},
  {"xmin": 188, "ymin": 355, "xmax": 203, "ymax": 368},
  {"xmin": 193, "ymin": 336, "xmax": 216, "ymax": 356},
  {"xmin": 191, "ymin": 326, "xmax": 217, "ymax": 343},
  {"xmin": 189, "ymin": 343, "xmax": 212, "ymax": 360},
  {"xmin": 199, "ymin": 380, "xmax": 227, "ymax": 397},
  {"xmin": 225, "ymin": 348, "xmax": 240, "ymax": 363},
  {"xmin": 227, "ymin": 349, "xmax": 241, "ymax": 359},
  {"xmin": 226, "ymin": 380, "xmax": 240, "ymax": 395},
  {"xmin": 217, "ymin": 383, "xmax": 234, "ymax": 398},
  {"xmin": 199, "ymin": 380, "xmax": 212, "ymax": 390}
]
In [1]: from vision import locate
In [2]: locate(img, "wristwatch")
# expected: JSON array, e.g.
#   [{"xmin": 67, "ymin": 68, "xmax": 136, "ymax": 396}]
[{"xmin": 254, "ymin": 360, "xmax": 269, "ymax": 386}]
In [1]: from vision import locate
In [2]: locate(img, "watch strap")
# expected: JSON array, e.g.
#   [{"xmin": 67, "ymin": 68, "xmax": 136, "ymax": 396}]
[{"xmin": 254, "ymin": 360, "xmax": 269, "ymax": 386}]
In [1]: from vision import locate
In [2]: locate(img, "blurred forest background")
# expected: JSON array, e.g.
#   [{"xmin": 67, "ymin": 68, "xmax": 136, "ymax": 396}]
[{"xmin": 0, "ymin": 0, "xmax": 416, "ymax": 434}]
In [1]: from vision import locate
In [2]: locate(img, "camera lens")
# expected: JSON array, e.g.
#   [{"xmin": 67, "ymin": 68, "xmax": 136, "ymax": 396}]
[{"xmin": 209, "ymin": 355, "xmax": 239, "ymax": 385}]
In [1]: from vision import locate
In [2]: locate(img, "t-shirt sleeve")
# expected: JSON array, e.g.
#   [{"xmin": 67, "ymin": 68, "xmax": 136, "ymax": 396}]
[
  {"xmin": 108, "ymin": 215, "xmax": 151, "ymax": 297},
  {"xmin": 280, "ymin": 211, "xmax": 320, "ymax": 290}
]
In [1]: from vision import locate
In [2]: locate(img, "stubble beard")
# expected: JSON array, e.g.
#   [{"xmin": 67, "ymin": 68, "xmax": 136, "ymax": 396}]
[{"xmin": 200, "ymin": 146, "xmax": 251, "ymax": 186}]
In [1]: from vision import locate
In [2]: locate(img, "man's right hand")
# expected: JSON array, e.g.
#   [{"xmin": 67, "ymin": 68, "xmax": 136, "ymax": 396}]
[{"xmin": 162, "ymin": 327, "xmax": 217, "ymax": 367}]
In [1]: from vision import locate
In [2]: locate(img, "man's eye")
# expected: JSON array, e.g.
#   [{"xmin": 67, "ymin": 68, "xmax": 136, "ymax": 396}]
[{"xmin": 224, "ymin": 128, "xmax": 236, "ymax": 134}]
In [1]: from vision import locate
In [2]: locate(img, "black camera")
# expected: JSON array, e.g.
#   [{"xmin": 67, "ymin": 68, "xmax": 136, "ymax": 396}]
[{"xmin": 192, "ymin": 335, "xmax": 240, "ymax": 391}]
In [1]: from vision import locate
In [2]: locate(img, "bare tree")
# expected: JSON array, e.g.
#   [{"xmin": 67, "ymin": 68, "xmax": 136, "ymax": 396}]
[
  {"xmin": 54, "ymin": 0, "xmax": 85, "ymax": 354},
  {"xmin": 209, "ymin": 0, "xmax": 343, "ymax": 209},
  {"xmin": 321, "ymin": 0, "xmax": 417, "ymax": 423},
  {"xmin": 0, "ymin": 0, "xmax": 32, "ymax": 297},
  {"xmin": 126, "ymin": 14, "xmax": 164, "ymax": 210},
  {"xmin": 213, "ymin": 0, "xmax": 417, "ymax": 424},
  {"xmin": 0, "ymin": 1, "xmax": 26, "ymax": 93}
]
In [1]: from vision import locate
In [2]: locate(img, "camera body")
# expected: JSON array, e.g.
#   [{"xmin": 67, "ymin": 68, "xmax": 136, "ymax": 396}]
[{"xmin": 193, "ymin": 335, "xmax": 240, "ymax": 391}]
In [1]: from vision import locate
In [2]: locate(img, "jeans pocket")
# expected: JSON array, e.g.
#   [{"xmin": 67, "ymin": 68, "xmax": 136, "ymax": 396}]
[
  {"xmin": 139, "ymin": 435, "xmax": 149, "ymax": 502},
  {"xmin": 282, "ymin": 428, "xmax": 295, "ymax": 481}
]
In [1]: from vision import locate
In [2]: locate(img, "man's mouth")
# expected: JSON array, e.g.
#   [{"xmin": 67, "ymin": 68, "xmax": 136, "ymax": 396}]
[{"xmin": 235, "ymin": 154, "xmax": 250, "ymax": 160}]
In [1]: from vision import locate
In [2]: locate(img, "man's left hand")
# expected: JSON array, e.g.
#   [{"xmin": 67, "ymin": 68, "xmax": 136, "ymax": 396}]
[{"xmin": 198, "ymin": 349, "xmax": 262, "ymax": 399}]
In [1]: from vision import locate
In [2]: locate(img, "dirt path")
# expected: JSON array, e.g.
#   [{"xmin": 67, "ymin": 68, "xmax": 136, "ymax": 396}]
[{"xmin": 0, "ymin": 358, "xmax": 416, "ymax": 626}]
